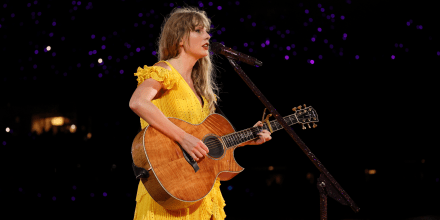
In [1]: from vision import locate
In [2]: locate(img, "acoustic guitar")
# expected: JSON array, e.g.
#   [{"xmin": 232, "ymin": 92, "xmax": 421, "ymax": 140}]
[{"xmin": 131, "ymin": 105, "xmax": 318, "ymax": 210}]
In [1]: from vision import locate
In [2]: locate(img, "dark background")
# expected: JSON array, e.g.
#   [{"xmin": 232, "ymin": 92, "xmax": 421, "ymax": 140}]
[{"xmin": 1, "ymin": 0, "xmax": 439, "ymax": 219}]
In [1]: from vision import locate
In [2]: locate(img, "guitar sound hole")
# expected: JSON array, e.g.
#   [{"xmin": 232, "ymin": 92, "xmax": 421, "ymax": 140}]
[{"xmin": 204, "ymin": 135, "xmax": 224, "ymax": 159}]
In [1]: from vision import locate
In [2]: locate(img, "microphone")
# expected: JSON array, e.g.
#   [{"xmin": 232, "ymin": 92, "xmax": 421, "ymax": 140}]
[{"xmin": 211, "ymin": 42, "xmax": 263, "ymax": 67}]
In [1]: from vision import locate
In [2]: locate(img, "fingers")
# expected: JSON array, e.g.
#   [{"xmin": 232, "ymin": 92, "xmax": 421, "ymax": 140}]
[{"xmin": 253, "ymin": 121, "xmax": 264, "ymax": 127}]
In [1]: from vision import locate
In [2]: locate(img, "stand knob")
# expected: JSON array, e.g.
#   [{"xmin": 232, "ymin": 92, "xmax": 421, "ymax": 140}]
[
  {"xmin": 302, "ymin": 124, "xmax": 306, "ymax": 130},
  {"xmin": 292, "ymin": 107, "xmax": 297, "ymax": 111},
  {"xmin": 298, "ymin": 105, "xmax": 302, "ymax": 110},
  {"xmin": 313, "ymin": 123, "xmax": 317, "ymax": 128},
  {"xmin": 307, "ymin": 123, "xmax": 311, "ymax": 129}
]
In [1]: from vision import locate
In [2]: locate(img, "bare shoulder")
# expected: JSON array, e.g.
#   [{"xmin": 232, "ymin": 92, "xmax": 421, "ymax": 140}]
[{"xmin": 153, "ymin": 62, "xmax": 172, "ymax": 71}]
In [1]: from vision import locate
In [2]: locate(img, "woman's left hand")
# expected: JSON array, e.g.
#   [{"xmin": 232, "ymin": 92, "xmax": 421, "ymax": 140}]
[{"xmin": 238, "ymin": 121, "xmax": 272, "ymax": 146}]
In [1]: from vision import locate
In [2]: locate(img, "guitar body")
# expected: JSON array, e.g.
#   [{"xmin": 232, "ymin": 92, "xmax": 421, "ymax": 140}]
[{"xmin": 131, "ymin": 113, "xmax": 244, "ymax": 210}]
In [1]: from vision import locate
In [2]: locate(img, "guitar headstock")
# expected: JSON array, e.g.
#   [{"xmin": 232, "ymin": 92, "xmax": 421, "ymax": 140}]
[{"xmin": 292, "ymin": 104, "xmax": 319, "ymax": 129}]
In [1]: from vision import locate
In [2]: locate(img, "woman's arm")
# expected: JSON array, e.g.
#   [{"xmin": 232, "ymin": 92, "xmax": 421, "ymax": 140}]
[{"xmin": 129, "ymin": 69, "xmax": 209, "ymax": 161}]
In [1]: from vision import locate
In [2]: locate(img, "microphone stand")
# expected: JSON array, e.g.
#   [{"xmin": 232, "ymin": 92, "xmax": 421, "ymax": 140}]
[{"xmin": 225, "ymin": 57, "xmax": 360, "ymax": 219}]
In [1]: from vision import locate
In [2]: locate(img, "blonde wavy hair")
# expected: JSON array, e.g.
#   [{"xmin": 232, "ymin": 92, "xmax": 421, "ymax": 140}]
[{"xmin": 157, "ymin": 7, "xmax": 219, "ymax": 114}]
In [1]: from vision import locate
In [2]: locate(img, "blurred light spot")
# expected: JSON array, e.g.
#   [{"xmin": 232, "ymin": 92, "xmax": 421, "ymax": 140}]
[
  {"xmin": 169, "ymin": 3, "xmax": 174, "ymax": 7},
  {"xmin": 103, "ymin": 192, "xmax": 107, "ymax": 197},
  {"xmin": 399, "ymin": 43, "xmax": 403, "ymax": 48},
  {"xmin": 304, "ymin": 47, "xmax": 308, "ymax": 51},
  {"xmin": 321, "ymin": 8, "xmax": 325, "ymax": 12},
  {"xmin": 292, "ymin": 51, "xmax": 297, "ymax": 56},
  {"xmin": 120, "ymin": 70, "xmax": 124, "ymax": 74},
  {"xmin": 305, "ymin": 9, "xmax": 309, "ymax": 14},
  {"xmin": 303, "ymin": 22, "xmax": 308, "ymax": 26},
  {"xmin": 391, "ymin": 55, "xmax": 395, "ymax": 59},
  {"xmin": 2, "ymin": 141, "xmax": 6, "ymax": 145},
  {"xmin": 311, "ymin": 37, "xmax": 315, "ymax": 42},
  {"xmin": 343, "ymin": 33, "xmax": 347, "ymax": 38},
  {"xmin": 318, "ymin": 55, "xmax": 322, "ymax": 59},
  {"xmin": 310, "ymin": 60, "xmax": 314, "ymax": 64},
  {"xmin": 329, "ymin": 44, "xmax": 333, "ymax": 49},
  {"xmin": 235, "ymin": 1, "xmax": 240, "ymax": 5},
  {"xmin": 217, "ymin": 6, "xmax": 222, "ymax": 10},
  {"xmin": 285, "ymin": 55, "xmax": 289, "ymax": 60},
  {"xmin": 249, "ymin": 48, "xmax": 253, "ymax": 52},
  {"xmin": 227, "ymin": 186, "xmax": 233, "ymax": 190},
  {"xmin": 309, "ymin": 18, "xmax": 313, "ymax": 22},
  {"xmin": 98, "ymin": 73, "xmax": 102, "ymax": 78},
  {"xmin": 93, "ymin": 50, "xmax": 97, "ymax": 54},
  {"xmin": 341, "ymin": 15, "xmax": 345, "ymax": 20},
  {"xmin": 265, "ymin": 40, "xmax": 270, "ymax": 45},
  {"xmin": 286, "ymin": 46, "xmax": 291, "ymax": 50},
  {"xmin": 101, "ymin": 45, "xmax": 106, "ymax": 50},
  {"xmin": 34, "ymin": 50, "xmax": 39, "ymax": 54},
  {"xmin": 87, "ymin": 132, "xmax": 92, "ymax": 139},
  {"xmin": 199, "ymin": 3, "xmax": 203, "ymax": 7},
  {"xmin": 406, "ymin": 21, "xmax": 410, "ymax": 26},
  {"xmin": 244, "ymin": 43, "xmax": 248, "ymax": 47},
  {"xmin": 52, "ymin": 196, "xmax": 56, "ymax": 201},
  {"xmin": 261, "ymin": 43, "xmax": 265, "ymax": 48},
  {"xmin": 240, "ymin": 18, "xmax": 244, "ymax": 22},
  {"xmin": 102, "ymin": 36, "xmax": 106, "ymax": 41},
  {"xmin": 355, "ymin": 55, "xmax": 359, "ymax": 59},
  {"xmin": 268, "ymin": 166, "xmax": 274, "ymax": 171},
  {"xmin": 6, "ymin": 127, "xmax": 10, "ymax": 132},
  {"xmin": 252, "ymin": 22, "xmax": 256, "ymax": 27},
  {"xmin": 136, "ymin": 48, "xmax": 140, "ymax": 52},
  {"xmin": 318, "ymin": 27, "xmax": 322, "ymax": 32},
  {"xmin": 91, "ymin": 34, "xmax": 95, "ymax": 39},
  {"xmin": 209, "ymin": 2, "xmax": 213, "ymax": 6},
  {"xmin": 70, "ymin": 124, "xmax": 77, "ymax": 133},
  {"xmin": 247, "ymin": 15, "xmax": 251, "ymax": 19},
  {"xmin": 51, "ymin": 117, "xmax": 64, "ymax": 126},
  {"xmin": 98, "ymin": 58, "xmax": 103, "ymax": 63},
  {"xmin": 52, "ymin": 21, "xmax": 56, "ymax": 26}
]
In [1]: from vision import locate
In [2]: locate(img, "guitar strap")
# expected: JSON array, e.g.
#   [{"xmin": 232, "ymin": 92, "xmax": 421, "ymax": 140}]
[{"xmin": 132, "ymin": 103, "xmax": 231, "ymax": 180}]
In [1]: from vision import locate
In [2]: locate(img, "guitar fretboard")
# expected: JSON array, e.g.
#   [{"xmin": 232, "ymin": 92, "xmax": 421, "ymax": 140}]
[{"xmin": 220, "ymin": 114, "xmax": 299, "ymax": 148}]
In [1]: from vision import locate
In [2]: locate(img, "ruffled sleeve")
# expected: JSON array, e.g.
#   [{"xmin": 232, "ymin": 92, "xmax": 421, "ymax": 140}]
[{"xmin": 134, "ymin": 65, "xmax": 180, "ymax": 90}]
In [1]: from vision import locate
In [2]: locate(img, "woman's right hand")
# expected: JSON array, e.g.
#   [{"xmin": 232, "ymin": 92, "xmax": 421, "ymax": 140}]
[{"xmin": 178, "ymin": 133, "xmax": 209, "ymax": 161}]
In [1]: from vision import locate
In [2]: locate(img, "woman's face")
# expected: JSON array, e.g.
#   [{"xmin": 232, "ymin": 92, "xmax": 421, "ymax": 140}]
[{"xmin": 180, "ymin": 25, "xmax": 211, "ymax": 59}]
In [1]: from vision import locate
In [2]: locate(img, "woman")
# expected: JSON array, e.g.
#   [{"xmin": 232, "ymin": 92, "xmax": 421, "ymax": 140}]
[{"xmin": 129, "ymin": 7, "xmax": 272, "ymax": 220}]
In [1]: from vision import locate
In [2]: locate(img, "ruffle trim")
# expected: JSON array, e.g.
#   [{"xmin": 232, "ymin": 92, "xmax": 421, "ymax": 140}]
[
  {"xmin": 134, "ymin": 65, "xmax": 180, "ymax": 90},
  {"xmin": 134, "ymin": 179, "xmax": 226, "ymax": 220}
]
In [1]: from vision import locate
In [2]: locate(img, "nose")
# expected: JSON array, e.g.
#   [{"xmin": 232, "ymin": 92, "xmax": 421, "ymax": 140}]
[{"xmin": 205, "ymin": 31, "xmax": 211, "ymax": 40}]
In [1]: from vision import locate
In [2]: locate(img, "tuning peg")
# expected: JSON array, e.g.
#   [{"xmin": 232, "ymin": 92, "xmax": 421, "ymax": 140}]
[
  {"xmin": 292, "ymin": 107, "xmax": 297, "ymax": 111},
  {"xmin": 297, "ymin": 105, "xmax": 302, "ymax": 110},
  {"xmin": 302, "ymin": 124, "xmax": 306, "ymax": 130},
  {"xmin": 303, "ymin": 104, "xmax": 306, "ymax": 108},
  {"xmin": 307, "ymin": 123, "xmax": 311, "ymax": 129},
  {"xmin": 313, "ymin": 123, "xmax": 317, "ymax": 128}
]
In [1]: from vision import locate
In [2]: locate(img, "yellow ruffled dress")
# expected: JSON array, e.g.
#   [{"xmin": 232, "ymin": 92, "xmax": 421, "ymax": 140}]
[{"xmin": 133, "ymin": 61, "xmax": 226, "ymax": 220}]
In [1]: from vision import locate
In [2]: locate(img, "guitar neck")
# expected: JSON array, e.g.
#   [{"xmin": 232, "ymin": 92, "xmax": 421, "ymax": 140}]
[{"xmin": 220, "ymin": 113, "xmax": 299, "ymax": 148}]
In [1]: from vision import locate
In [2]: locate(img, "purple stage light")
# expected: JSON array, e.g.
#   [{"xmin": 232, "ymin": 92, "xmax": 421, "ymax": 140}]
[
  {"xmin": 343, "ymin": 33, "xmax": 347, "ymax": 38},
  {"xmin": 52, "ymin": 21, "xmax": 56, "ymax": 26},
  {"xmin": 90, "ymin": 63, "xmax": 94, "ymax": 68},
  {"xmin": 252, "ymin": 22, "xmax": 256, "ymax": 27},
  {"xmin": 391, "ymin": 55, "xmax": 395, "ymax": 59},
  {"xmin": 293, "ymin": 51, "xmax": 297, "ymax": 56},
  {"xmin": 138, "ymin": 13, "xmax": 143, "ymax": 17},
  {"xmin": 304, "ymin": 22, "xmax": 308, "ymax": 26},
  {"xmin": 318, "ymin": 3, "xmax": 321, "ymax": 8},
  {"xmin": 318, "ymin": 27, "xmax": 322, "ymax": 32},
  {"xmin": 341, "ymin": 15, "xmax": 345, "ymax": 20},
  {"xmin": 329, "ymin": 44, "xmax": 333, "ymax": 49},
  {"xmin": 261, "ymin": 43, "xmax": 265, "ymax": 48},
  {"xmin": 339, "ymin": 52, "xmax": 343, "ymax": 56},
  {"xmin": 286, "ymin": 46, "xmax": 291, "ymax": 50},
  {"xmin": 93, "ymin": 50, "xmax": 97, "ymax": 54},
  {"xmin": 33, "ymin": 64, "xmax": 37, "ymax": 69},
  {"xmin": 108, "ymin": 55, "xmax": 112, "ymax": 60},
  {"xmin": 101, "ymin": 45, "xmax": 106, "ymax": 50},
  {"xmin": 88, "ymin": 51, "xmax": 92, "ymax": 55},
  {"xmin": 321, "ymin": 8, "xmax": 325, "ymax": 12},
  {"xmin": 247, "ymin": 15, "xmax": 251, "ymax": 19},
  {"xmin": 35, "ymin": 50, "xmax": 38, "ymax": 54},
  {"xmin": 266, "ymin": 40, "xmax": 270, "ymax": 45},
  {"xmin": 27, "ymin": 3, "xmax": 31, "ymax": 7},
  {"xmin": 311, "ymin": 37, "xmax": 315, "ymax": 42},
  {"xmin": 309, "ymin": 18, "xmax": 313, "ymax": 22},
  {"xmin": 235, "ymin": 1, "xmax": 240, "ymax": 5},
  {"xmin": 120, "ymin": 70, "xmax": 124, "ymax": 74},
  {"xmin": 102, "ymin": 36, "xmax": 106, "ymax": 41},
  {"xmin": 244, "ymin": 43, "xmax": 248, "ymax": 47},
  {"xmin": 136, "ymin": 48, "xmax": 140, "ymax": 52},
  {"xmin": 37, "ymin": 193, "xmax": 41, "ymax": 197},
  {"xmin": 98, "ymin": 73, "xmax": 102, "ymax": 78},
  {"xmin": 405, "ymin": 48, "xmax": 409, "ymax": 52},
  {"xmin": 394, "ymin": 43, "xmax": 398, "ymax": 48},
  {"xmin": 74, "ymin": 6, "xmax": 77, "ymax": 10},
  {"xmin": 134, "ymin": 23, "xmax": 138, "ymax": 27},
  {"xmin": 240, "ymin": 18, "xmax": 244, "ymax": 22},
  {"xmin": 77, "ymin": 1, "xmax": 81, "ymax": 5},
  {"xmin": 209, "ymin": 2, "xmax": 213, "ymax": 6},
  {"xmin": 217, "ymin": 6, "xmax": 222, "ymax": 10},
  {"xmin": 103, "ymin": 192, "xmax": 108, "ymax": 197},
  {"xmin": 170, "ymin": 3, "xmax": 174, "ymax": 7},
  {"xmin": 310, "ymin": 60, "xmax": 315, "ymax": 64},
  {"xmin": 399, "ymin": 44, "xmax": 403, "ymax": 48},
  {"xmin": 2, "ymin": 141, "xmax": 6, "ymax": 146},
  {"xmin": 149, "ymin": 24, "xmax": 154, "ymax": 28},
  {"xmin": 407, "ymin": 21, "xmax": 410, "ymax": 26},
  {"xmin": 437, "ymin": 51, "xmax": 440, "ymax": 56},
  {"xmin": 91, "ymin": 34, "xmax": 95, "ymax": 39},
  {"xmin": 286, "ymin": 29, "xmax": 290, "ymax": 34},
  {"xmin": 221, "ymin": 27, "xmax": 226, "ymax": 31},
  {"xmin": 130, "ymin": 52, "xmax": 134, "ymax": 56},
  {"xmin": 318, "ymin": 55, "xmax": 322, "ymax": 59},
  {"xmin": 152, "ymin": 51, "xmax": 156, "ymax": 55},
  {"xmin": 285, "ymin": 55, "xmax": 289, "ymax": 60},
  {"xmin": 281, "ymin": 34, "xmax": 285, "ymax": 38},
  {"xmin": 326, "ymin": 15, "xmax": 331, "ymax": 19},
  {"xmin": 77, "ymin": 63, "xmax": 81, "ymax": 68},
  {"xmin": 291, "ymin": 44, "xmax": 295, "ymax": 48},
  {"xmin": 71, "ymin": 197, "xmax": 75, "ymax": 201},
  {"xmin": 52, "ymin": 196, "xmax": 56, "ymax": 201},
  {"xmin": 199, "ymin": 3, "xmax": 203, "ymax": 7},
  {"xmin": 331, "ymin": 14, "xmax": 335, "ymax": 18},
  {"xmin": 249, "ymin": 48, "xmax": 253, "ymax": 52},
  {"xmin": 52, "ymin": 52, "xmax": 56, "ymax": 57},
  {"xmin": 355, "ymin": 55, "xmax": 359, "ymax": 59},
  {"xmin": 305, "ymin": 9, "xmax": 309, "ymax": 14}
]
